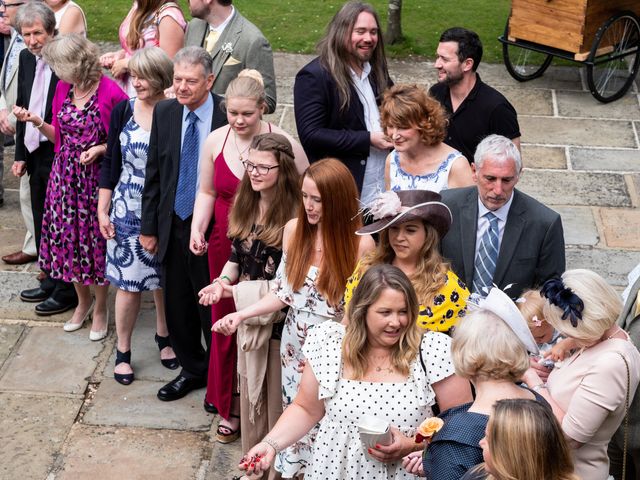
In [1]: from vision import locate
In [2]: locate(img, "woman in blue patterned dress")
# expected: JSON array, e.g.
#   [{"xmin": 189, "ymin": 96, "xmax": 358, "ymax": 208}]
[{"xmin": 98, "ymin": 47, "xmax": 177, "ymax": 385}]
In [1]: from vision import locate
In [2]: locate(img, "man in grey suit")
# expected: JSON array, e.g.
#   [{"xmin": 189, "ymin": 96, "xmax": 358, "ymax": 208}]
[
  {"xmin": 0, "ymin": 0, "xmax": 38, "ymax": 265},
  {"xmin": 440, "ymin": 134, "xmax": 565, "ymax": 299},
  {"xmin": 184, "ymin": 0, "xmax": 276, "ymax": 113}
]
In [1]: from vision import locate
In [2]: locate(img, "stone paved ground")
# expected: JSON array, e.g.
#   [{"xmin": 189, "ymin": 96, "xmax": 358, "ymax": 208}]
[{"xmin": 0, "ymin": 52, "xmax": 638, "ymax": 480}]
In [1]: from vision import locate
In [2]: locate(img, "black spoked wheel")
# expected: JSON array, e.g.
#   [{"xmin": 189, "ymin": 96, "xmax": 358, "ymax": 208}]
[
  {"xmin": 586, "ymin": 11, "xmax": 640, "ymax": 103},
  {"xmin": 502, "ymin": 24, "xmax": 553, "ymax": 81}
]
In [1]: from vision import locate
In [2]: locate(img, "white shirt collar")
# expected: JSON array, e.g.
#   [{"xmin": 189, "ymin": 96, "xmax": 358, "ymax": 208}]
[{"xmin": 209, "ymin": 5, "xmax": 235, "ymax": 33}]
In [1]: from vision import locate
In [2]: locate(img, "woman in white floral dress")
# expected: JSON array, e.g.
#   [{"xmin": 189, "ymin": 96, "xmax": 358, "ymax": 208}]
[
  {"xmin": 215, "ymin": 158, "xmax": 375, "ymax": 478},
  {"xmin": 239, "ymin": 264, "xmax": 472, "ymax": 479}
]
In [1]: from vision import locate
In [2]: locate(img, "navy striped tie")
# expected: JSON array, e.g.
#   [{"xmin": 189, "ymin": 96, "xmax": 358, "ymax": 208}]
[{"xmin": 473, "ymin": 212, "xmax": 500, "ymax": 296}]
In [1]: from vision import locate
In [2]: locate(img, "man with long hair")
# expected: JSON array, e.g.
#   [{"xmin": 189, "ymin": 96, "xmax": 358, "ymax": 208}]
[{"xmin": 293, "ymin": 1, "xmax": 392, "ymax": 204}]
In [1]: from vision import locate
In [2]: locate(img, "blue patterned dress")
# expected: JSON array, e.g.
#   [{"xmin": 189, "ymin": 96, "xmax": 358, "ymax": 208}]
[{"xmin": 105, "ymin": 107, "xmax": 161, "ymax": 291}]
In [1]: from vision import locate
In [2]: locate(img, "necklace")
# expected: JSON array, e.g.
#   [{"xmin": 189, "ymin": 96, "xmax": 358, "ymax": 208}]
[
  {"xmin": 233, "ymin": 122, "xmax": 262, "ymax": 161},
  {"xmin": 73, "ymin": 83, "xmax": 97, "ymax": 100},
  {"xmin": 370, "ymin": 354, "xmax": 394, "ymax": 375}
]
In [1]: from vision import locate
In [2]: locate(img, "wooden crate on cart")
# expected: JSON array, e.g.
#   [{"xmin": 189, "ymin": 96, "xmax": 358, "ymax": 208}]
[{"xmin": 507, "ymin": 0, "xmax": 640, "ymax": 59}]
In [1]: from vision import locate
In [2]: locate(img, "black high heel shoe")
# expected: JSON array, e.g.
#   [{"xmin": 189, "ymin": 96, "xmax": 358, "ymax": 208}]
[
  {"xmin": 155, "ymin": 333, "xmax": 180, "ymax": 370},
  {"xmin": 114, "ymin": 349, "xmax": 134, "ymax": 385}
]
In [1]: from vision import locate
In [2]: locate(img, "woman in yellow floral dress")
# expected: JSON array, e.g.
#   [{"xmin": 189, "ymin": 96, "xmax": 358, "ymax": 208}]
[{"xmin": 346, "ymin": 190, "xmax": 469, "ymax": 333}]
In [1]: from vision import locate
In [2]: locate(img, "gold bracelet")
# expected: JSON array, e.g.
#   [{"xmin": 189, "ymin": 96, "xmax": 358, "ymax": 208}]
[{"xmin": 34, "ymin": 118, "xmax": 45, "ymax": 129}]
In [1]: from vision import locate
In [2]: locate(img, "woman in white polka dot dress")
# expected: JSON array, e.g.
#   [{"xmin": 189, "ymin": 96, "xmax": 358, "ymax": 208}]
[{"xmin": 239, "ymin": 264, "xmax": 472, "ymax": 479}]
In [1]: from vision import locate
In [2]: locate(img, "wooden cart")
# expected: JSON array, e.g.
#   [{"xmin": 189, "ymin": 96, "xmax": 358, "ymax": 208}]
[{"xmin": 499, "ymin": 0, "xmax": 640, "ymax": 102}]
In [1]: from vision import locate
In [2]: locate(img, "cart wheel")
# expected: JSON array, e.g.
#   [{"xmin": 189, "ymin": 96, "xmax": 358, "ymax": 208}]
[
  {"xmin": 586, "ymin": 11, "xmax": 640, "ymax": 103},
  {"xmin": 502, "ymin": 25, "xmax": 553, "ymax": 81}
]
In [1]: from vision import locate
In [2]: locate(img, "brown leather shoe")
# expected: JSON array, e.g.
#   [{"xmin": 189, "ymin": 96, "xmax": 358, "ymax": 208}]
[{"xmin": 1, "ymin": 251, "xmax": 38, "ymax": 265}]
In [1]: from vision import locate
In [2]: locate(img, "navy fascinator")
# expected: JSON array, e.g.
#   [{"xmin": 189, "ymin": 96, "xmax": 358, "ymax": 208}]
[{"xmin": 540, "ymin": 278, "xmax": 584, "ymax": 327}]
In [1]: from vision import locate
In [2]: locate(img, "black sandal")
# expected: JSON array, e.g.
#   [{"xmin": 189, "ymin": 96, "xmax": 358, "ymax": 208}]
[
  {"xmin": 155, "ymin": 333, "xmax": 180, "ymax": 370},
  {"xmin": 216, "ymin": 413, "xmax": 240, "ymax": 444},
  {"xmin": 114, "ymin": 349, "xmax": 134, "ymax": 385}
]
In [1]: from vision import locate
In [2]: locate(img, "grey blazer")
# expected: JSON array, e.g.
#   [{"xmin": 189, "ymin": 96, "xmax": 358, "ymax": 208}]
[
  {"xmin": 0, "ymin": 31, "xmax": 24, "ymax": 127},
  {"xmin": 184, "ymin": 12, "xmax": 276, "ymax": 113},
  {"xmin": 440, "ymin": 186, "xmax": 565, "ymax": 298}
]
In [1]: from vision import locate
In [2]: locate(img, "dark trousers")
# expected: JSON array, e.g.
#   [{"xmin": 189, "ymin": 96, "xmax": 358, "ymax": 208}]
[
  {"xmin": 28, "ymin": 142, "xmax": 76, "ymax": 303},
  {"xmin": 162, "ymin": 214, "xmax": 211, "ymax": 380}
]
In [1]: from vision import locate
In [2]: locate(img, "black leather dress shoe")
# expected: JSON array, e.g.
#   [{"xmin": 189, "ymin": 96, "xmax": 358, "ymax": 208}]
[
  {"xmin": 35, "ymin": 297, "xmax": 78, "ymax": 316},
  {"xmin": 157, "ymin": 375, "xmax": 206, "ymax": 401},
  {"xmin": 20, "ymin": 286, "xmax": 51, "ymax": 303},
  {"xmin": 204, "ymin": 400, "xmax": 218, "ymax": 414}
]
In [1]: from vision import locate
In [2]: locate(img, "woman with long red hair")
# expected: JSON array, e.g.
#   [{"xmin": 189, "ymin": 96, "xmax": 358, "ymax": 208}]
[{"xmin": 215, "ymin": 158, "xmax": 375, "ymax": 478}]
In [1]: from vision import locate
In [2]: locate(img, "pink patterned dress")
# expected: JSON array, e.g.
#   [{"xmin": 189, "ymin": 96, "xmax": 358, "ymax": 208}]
[{"xmin": 39, "ymin": 91, "xmax": 108, "ymax": 285}]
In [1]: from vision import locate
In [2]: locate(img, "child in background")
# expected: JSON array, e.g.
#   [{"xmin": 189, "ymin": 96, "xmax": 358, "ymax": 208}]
[{"xmin": 518, "ymin": 289, "xmax": 575, "ymax": 367}]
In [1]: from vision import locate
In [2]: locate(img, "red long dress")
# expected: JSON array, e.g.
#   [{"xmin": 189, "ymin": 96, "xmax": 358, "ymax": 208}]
[{"xmin": 205, "ymin": 127, "xmax": 241, "ymax": 419}]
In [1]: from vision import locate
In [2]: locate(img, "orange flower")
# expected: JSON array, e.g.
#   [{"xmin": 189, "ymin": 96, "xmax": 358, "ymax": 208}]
[{"xmin": 415, "ymin": 417, "xmax": 444, "ymax": 443}]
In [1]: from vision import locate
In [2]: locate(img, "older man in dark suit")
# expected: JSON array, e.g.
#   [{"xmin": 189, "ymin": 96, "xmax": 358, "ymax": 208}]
[
  {"xmin": 140, "ymin": 46, "xmax": 227, "ymax": 402},
  {"xmin": 184, "ymin": 0, "xmax": 276, "ymax": 113},
  {"xmin": 293, "ymin": 1, "xmax": 393, "ymax": 203},
  {"xmin": 440, "ymin": 134, "xmax": 565, "ymax": 300}
]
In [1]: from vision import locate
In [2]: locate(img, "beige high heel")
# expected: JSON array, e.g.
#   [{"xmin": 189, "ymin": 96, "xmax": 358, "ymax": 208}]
[
  {"xmin": 89, "ymin": 308, "xmax": 109, "ymax": 341},
  {"xmin": 63, "ymin": 301, "xmax": 94, "ymax": 332}
]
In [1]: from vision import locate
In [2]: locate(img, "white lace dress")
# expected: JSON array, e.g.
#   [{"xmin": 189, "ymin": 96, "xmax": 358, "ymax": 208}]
[{"xmin": 300, "ymin": 321, "xmax": 455, "ymax": 479}]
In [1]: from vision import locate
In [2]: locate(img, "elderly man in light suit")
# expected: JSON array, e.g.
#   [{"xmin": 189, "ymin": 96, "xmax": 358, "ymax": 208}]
[
  {"xmin": 184, "ymin": 0, "xmax": 276, "ymax": 113},
  {"xmin": 0, "ymin": 0, "xmax": 38, "ymax": 265},
  {"xmin": 440, "ymin": 134, "xmax": 565, "ymax": 300}
]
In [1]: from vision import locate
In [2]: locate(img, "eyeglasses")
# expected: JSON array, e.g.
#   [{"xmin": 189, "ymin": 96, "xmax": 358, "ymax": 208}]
[
  {"xmin": 0, "ymin": 1, "xmax": 26, "ymax": 8},
  {"xmin": 242, "ymin": 160, "xmax": 279, "ymax": 175}
]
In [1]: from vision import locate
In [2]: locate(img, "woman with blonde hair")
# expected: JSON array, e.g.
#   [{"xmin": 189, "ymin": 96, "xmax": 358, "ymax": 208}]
[
  {"xmin": 381, "ymin": 84, "xmax": 473, "ymax": 192},
  {"xmin": 197, "ymin": 133, "xmax": 300, "ymax": 475},
  {"xmin": 461, "ymin": 398, "xmax": 578, "ymax": 480},
  {"xmin": 411, "ymin": 288, "xmax": 549, "ymax": 479},
  {"xmin": 239, "ymin": 264, "xmax": 471, "ymax": 479},
  {"xmin": 215, "ymin": 158, "xmax": 375, "ymax": 478},
  {"xmin": 522, "ymin": 269, "xmax": 640, "ymax": 479},
  {"xmin": 345, "ymin": 189, "xmax": 469, "ymax": 334},
  {"xmin": 99, "ymin": 0, "xmax": 186, "ymax": 95},
  {"xmin": 190, "ymin": 70, "xmax": 308, "ymax": 444},
  {"xmin": 14, "ymin": 34, "xmax": 127, "ymax": 338},
  {"xmin": 97, "ymin": 47, "xmax": 176, "ymax": 385}
]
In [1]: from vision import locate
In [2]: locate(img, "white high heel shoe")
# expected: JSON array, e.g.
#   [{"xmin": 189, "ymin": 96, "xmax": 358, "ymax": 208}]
[
  {"xmin": 89, "ymin": 309, "xmax": 109, "ymax": 341},
  {"xmin": 63, "ymin": 301, "xmax": 94, "ymax": 332}
]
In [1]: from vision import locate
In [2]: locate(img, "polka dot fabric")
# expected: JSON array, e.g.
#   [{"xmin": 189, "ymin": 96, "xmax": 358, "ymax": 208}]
[{"xmin": 300, "ymin": 322, "xmax": 456, "ymax": 479}]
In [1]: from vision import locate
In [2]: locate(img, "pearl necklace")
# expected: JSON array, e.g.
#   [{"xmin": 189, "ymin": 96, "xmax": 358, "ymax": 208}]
[{"xmin": 73, "ymin": 83, "xmax": 97, "ymax": 100}]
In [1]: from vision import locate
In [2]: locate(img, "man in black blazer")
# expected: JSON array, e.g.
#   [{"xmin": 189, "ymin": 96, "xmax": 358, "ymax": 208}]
[
  {"xmin": 293, "ymin": 1, "xmax": 392, "ymax": 203},
  {"xmin": 140, "ymin": 46, "xmax": 227, "ymax": 402},
  {"xmin": 440, "ymin": 134, "xmax": 565, "ymax": 299},
  {"xmin": 11, "ymin": 2, "xmax": 77, "ymax": 315}
]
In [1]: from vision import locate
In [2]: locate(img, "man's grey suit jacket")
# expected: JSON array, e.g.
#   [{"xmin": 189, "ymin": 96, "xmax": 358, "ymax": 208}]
[
  {"xmin": 184, "ymin": 12, "xmax": 276, "ymax": 113},
  {"xmin": 440, "ymin": 186, "xmax": 565, "ymax": 299}
]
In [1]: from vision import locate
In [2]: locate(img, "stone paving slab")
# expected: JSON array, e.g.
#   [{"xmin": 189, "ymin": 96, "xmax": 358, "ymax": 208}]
[
  {"xmin": 0, "ymin": 271, "xmax": 74, "ymax": 322},
  {"xmin": 599, "ymin": 208, "xmax": 640, "ymax": 249},
  {"xmin": 520, "ymin": 116, "xmax": 638, "ymax": 148},
  {"xmin": 0, "ymin": 323, "xmax": 24, "ymax": 368},
  {"xmin": 84, "ymin": 378, "xmax": 213, "ymax": 431},
  {"xmin": 0, "ymin": 326, "xmax": 104, "ymax": 394},
  {"xmin": 55, "ymin": 425, "xmax": 208, "ymax": 480},
  {"xmin": 557, "ymin": 91, "xmax": 640, "ymax": 120},
  {"xmin": 566, "ymin": 248, "xmax": 640, "ymax": 286},
  {"xmin": 570, "ymin": 148, "xmax": 640, "ymax": 172},
  {"xmin": 207, "ymin": 439, "xmax": 244, "ymax": 480},
  {"xmin": 522, "ymin": 146, "xmax": 567, "ymax": 169},
  {"xmin": 0, "ymin": 189, "xmax": 28, "ymax": 231},
  {"xmin": 479, "ymin": 64, "xmax": 585, "ymax": 91},
  {"xmin": 518, "ymin": 170, "xmax": 631, "ymax": 207},
  {"xmin": 502, "ymin": 87, "xmax": 554, "ymax": 116},
  {"xmin": 0, "ymin": 392, "xmax": 82, "ymax": 480},
  {"xmin": 553, "ymin": 206, "xmax": 600, "ymax": 246}
]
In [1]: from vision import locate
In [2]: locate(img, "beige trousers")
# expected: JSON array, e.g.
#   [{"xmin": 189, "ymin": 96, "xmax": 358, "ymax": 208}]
[{"xmin": 239, "ymin": 338, "xmax": 283, "ymax": 480}]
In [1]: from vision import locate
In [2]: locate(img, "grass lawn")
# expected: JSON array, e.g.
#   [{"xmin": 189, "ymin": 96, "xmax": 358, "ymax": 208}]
[{"xmin": 78, "ymin": 0, "xmax": 511, "ymax": 62}]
